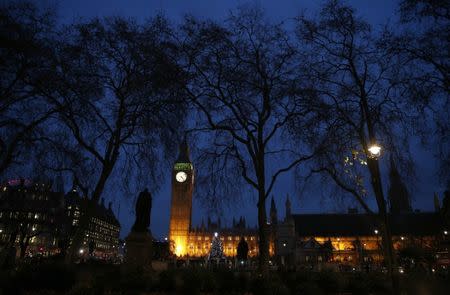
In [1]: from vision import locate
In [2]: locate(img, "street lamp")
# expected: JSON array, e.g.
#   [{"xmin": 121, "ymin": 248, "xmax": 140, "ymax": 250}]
[
  {"xmin": 374, "ymin": 229, "xmax": 380, "ymax": 263},
  {"xmin": 368, "ymin": 143, "xmax": 382, "ymax": 158}
]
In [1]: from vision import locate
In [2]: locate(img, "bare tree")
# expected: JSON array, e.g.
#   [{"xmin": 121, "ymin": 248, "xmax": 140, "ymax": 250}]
[
  {"xmin": 178, "ymin": 6, "xmax": 320, "ymax": 273},
  {"xmin": 294, "ymin": 0, "xmax": 421, "ymax": 291},
  {"xmin": 0, "ymin": 1, "xmax": 59, "ymax": 176},
  {"xmin": 37, "ymin": 16, "xmax": 186, "ymax": 262},
  {"xmin": 386, "ymin": 0, "xmax": 449, "ymax": 182}
]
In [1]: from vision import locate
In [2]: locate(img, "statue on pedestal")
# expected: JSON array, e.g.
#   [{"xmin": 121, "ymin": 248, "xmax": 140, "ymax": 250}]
[
  {"xmin": 125, "ymin": 189, "xmax": 153, "ymax": 269},
  {"xmin": 132, "ymin": 189, "xmax": 152, "ymax": 233}
]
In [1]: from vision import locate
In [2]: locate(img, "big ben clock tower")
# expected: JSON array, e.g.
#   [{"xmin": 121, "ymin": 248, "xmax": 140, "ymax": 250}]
[{"xmin": 168, "ymin": 138, "xmax": 194, "ymax": 256}]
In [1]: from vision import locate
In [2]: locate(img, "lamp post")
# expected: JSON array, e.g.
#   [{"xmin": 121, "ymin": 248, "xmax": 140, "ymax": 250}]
[{"xmin": 374, "ymin": 229, "xmax": 380, "ymax": 265}]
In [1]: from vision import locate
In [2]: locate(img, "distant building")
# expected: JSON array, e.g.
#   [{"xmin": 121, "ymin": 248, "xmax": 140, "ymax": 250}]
[
  {"xmin": 0, "ymin": 178, "xmax": 121, "ymax": 260},
  {"xmin": 168, "ymin": 140, "xmax": 267, "ymax": 258},
  {"xmin": 0, "ymin": 179, "xmax": 65, "ymax": 257},
  {"xmin": 275, "ymin": 202, "xmax": 449, "ymax": 270},
  {"xmin": 167, "ymin": 140, "xmax": 447, "ymax": 266},
  {"xmin": 65, "ymin": 190, "xmax": 120, "ymax": 259}
]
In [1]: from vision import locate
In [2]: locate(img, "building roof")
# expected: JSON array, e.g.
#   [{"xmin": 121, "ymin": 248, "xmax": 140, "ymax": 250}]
[
  {"xmin": 65, "ymin": 191, "xmax": 120, "ymax": 227},
  {"xmin": 0, "ymin": 181, "xmax": 64, "ymax": 211},
  {"xmin": 292, "ymin": 212, "xmax": 444, "ymax": 237}
]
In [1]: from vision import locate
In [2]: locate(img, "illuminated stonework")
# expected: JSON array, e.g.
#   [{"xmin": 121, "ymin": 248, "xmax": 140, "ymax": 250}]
[
  {"xmin": 168, "ymin": 164, "xmax": 193, "ymax": 256},
  {"xmin": 168, "ymin": 140, "xmax": 273, "ymax": 258}
]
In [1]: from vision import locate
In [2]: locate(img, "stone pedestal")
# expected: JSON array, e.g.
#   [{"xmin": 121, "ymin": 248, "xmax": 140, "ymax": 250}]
[{"xmin": 124, "ymin": 231, "xmax": 153, "ymax": 270}]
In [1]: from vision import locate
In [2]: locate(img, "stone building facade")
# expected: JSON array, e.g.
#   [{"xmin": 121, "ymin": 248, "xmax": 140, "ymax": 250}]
[
  {"xmin": 168, "ymin": 139, "xmax": 449, "ymax": 266},
  {"xmin": 274, "ymin": 199, "xmax": 449, "ymax": 270},
  {"xmin": 168, "ymin": 140, "xmax": 270, "ymax": 258}
]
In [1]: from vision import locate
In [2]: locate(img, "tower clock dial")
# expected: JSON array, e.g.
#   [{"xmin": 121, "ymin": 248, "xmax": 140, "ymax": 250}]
[{"xmin": 175, "ymin": 171, "xmax": 187, "ymax": 183}]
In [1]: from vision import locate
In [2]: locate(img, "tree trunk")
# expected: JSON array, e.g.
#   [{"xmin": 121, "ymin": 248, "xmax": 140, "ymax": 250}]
[
  {"xmin": 257, "ymin": 194, "xmax": 269, "ymax": 275},
  {"xmin": 361, "ymin": 90, "xmax": 399, "ymax": 294},
  {"xmin": 380, "ymin": 211, "xmax": 399, "ymax": 294},
  {"xmin": 19, "ymin": 237, "xmax": 29, "ymax": 259},
  {"xmin": 368, "ymin": 158, "xmax": 399, "ymax": 294}
]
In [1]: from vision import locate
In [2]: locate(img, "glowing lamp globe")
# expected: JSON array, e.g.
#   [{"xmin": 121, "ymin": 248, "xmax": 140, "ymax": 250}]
[{"xmin": 368, "ymin": 144, "xmax": 381, "ymax": 158}]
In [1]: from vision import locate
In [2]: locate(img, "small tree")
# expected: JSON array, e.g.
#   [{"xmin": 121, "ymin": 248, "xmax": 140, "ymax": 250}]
[{"xmin": 208, "ymin": 233, "xmax": 224, "ymax": 261}]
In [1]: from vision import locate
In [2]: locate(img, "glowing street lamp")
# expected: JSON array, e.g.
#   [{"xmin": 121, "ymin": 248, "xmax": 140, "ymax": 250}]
[{"xmin": 368, "ymin": 143, "xmax": 382, "ymax": 158}]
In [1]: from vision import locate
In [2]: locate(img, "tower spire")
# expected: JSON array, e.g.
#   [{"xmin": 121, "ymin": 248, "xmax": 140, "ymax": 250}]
[
  {"xmin": 388, "ymin": 156, "xmax": 411, "ymax": 213},
  {"xmin": 285, "ymin": 193, "xmax": 292, "ymax": 221},
  {"xmin": 176, "ymin": 136, "xmax": 191, "ymax": 163},
  {"xmin": 270, "ymin": 196, "xmax": 278, "ymax": 225}
]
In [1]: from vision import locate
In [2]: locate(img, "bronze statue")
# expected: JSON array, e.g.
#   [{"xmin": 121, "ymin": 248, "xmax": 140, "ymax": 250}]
[{"xmin": 132, "ymin": 189, "xmax": 152, "ymax": 232}]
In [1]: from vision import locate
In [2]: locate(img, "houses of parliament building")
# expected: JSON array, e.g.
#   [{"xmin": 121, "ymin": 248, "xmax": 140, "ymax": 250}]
[
  {"xmin": 168, "ymin": 140, "xmax": 267, "ymax": 258},
  {"xmin": 168, "ymin": 140, "xmax": 450, "ymax": 267}
]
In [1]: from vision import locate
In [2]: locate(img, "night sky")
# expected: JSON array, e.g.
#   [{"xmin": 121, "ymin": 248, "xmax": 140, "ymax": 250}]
[{"xmin": 35, "ymin": 0, "xmax": 444, "ymax": 239}]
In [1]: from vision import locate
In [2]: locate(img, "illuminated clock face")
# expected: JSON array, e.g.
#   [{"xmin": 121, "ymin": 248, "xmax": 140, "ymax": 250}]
[{"xmin": 175, "ymin": 171, "xmax": 187, "ymax": 183}]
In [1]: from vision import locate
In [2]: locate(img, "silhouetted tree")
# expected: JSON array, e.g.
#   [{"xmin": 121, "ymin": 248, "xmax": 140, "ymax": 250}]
[
  {"xmin": 0, "ymin": 1, "xmax": 60, "ymax": 176},
  {"xmin": 39, "ymin": 16, "xmax": 186, "ymax": 262},
  {"xmin": 293, "ymin": 0, "xmax": 420, "ymax": 291},
  {"xmin": 178, "ymin": 6, "xmax": 320, "ymax": 274},
  {"xmin": 390, "ymin": 0, "xmax": 450, "ymax": 182}
]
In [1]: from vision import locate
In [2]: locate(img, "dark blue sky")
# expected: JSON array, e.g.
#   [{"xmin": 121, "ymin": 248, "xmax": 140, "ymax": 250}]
[{"xmin": 40, "ymin": 0, "xmax": 443, "ymax": 239}]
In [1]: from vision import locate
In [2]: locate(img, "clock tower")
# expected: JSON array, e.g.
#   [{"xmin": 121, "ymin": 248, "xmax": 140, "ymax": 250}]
[{"xmin": 168, "ymin": 138, "xmax": 194, "ymax": 256}]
